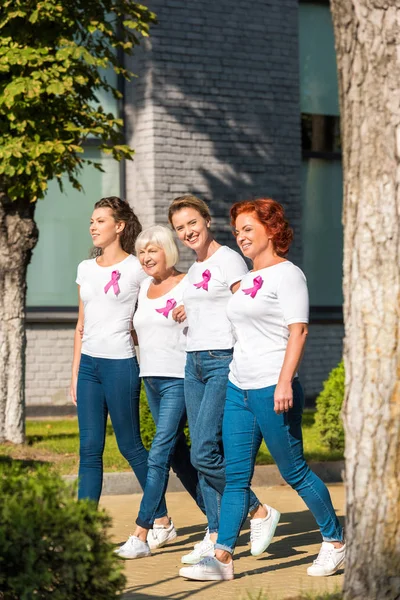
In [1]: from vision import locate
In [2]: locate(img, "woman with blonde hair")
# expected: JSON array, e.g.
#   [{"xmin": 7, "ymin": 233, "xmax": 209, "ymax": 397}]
[
  {"xmin": 169, "ymin": 195, "xmax": 279, "ymax": 566},
  {"xmin": 115, "ymin": 225, "xmax": 205, "ymax": 559}
]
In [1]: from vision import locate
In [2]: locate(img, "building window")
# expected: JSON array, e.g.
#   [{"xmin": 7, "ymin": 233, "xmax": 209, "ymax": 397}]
[
  {"xmin": 26, "ymin": 147, "xmax": 121, "ymax": 308},
  {"xmin": 299, "ymin": 1, "xmax": 343, "ymax": 308}
]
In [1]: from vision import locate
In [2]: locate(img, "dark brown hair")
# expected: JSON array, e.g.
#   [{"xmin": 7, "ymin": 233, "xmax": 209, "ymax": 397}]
[
  {"xmin": 168, "ymin": 194, "xmax": 211, "ymax": 226},
  {"xmin": 230, "ymin": 198, "xmax": 293, "ymax": 256},
  {"xmin": 93, "ymin": 196, "xmax": 142, "ymax": 255}
]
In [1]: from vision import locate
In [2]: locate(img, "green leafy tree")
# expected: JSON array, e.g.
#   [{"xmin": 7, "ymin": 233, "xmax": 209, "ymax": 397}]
[{"xmin": 0, "ymin": 0, "xmax": 156, "ymax": 443}]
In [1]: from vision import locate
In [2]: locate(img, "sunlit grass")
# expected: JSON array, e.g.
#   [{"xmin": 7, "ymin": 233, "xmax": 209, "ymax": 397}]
[{"xmin": 0, "ymin": 410, "xmax": 343, "ymax": 476}]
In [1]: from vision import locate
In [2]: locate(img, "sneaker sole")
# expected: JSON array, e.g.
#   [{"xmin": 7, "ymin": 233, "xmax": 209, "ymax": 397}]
[
  {"xmin": 179, "ymin": 568, "xmax": 233, "ymax": 581},
  {"xmin": 251, "ymin": 510, "xmax": 281, "ymax": 557},
  {"xmin": 148, "ymin": 530, "xmax": 178, "ymax": 550},
  {"xmin": 118, "ymin": 551, "xmax": 152, "ymax": 560},
  {"xmin": 307, "ymin": 556, "xmax": 345, "ymax": 577}
]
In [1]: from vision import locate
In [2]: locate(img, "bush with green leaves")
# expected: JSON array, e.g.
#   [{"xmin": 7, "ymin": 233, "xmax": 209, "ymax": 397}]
[
  {"xmin": 314, "ymin": 360, "xmax": 345, "ymax": 452},
  {"xmin": 0, "ymin": 463, "xmax": 125, "ymax": 600}
]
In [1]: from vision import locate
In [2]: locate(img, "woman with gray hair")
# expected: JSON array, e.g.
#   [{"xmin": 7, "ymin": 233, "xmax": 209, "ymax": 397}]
[{"xmin": 115, "ymin": 225, "xmax": 205, "ymax": 559}]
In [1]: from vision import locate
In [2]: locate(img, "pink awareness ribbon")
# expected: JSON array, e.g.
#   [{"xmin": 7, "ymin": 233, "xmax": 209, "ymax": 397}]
[
  {"xmin": 155, "ymin": 298, "xmax": 177, "ymax": 318},
  {"xmin": 193, "ymin": 269, "xmax": 211, "ymax": 291},
  {"xmin": 104, "ymin": 270, "xmax": 121, "ymax": 296},
  {"xmin": 242, "ymin": 275, "xmax": 263, "ymax": 298}
]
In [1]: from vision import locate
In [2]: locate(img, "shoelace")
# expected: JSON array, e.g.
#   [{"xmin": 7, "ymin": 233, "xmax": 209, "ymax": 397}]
[
  {"xmin": 313, "ymin": 545, "xmax": 333, "ymax": 565},
  {"xmin": 250, "ymin": 521, "xmax": 263, "ymax": 542},
  {"xmin": 193, "ymin": 539, "xmax": 213, "ymax": 554}
]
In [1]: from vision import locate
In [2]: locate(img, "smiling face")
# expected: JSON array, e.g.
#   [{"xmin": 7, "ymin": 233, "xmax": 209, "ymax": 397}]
[
  {"xmin": 234, "ymin": 212, "xmax": 272, "ymax": 261},
  {"xmin": 89, "ymin": 207, "xmax": 124, "ymax": 249},
  {"xmin": 138, "ymin": 244, "xmax": 168, "ymax": 278},
  {"xmin": 171, "ymin": 207, "xmax": 211, "ymax": 255}
]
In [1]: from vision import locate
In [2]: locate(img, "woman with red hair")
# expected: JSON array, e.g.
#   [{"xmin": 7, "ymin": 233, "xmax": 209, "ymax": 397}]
[{"xmin": 180, "ymin": 199, "xmax": 345, "ymax": 582}]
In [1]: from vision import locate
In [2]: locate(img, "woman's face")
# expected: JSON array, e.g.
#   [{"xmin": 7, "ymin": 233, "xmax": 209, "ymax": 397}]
[
  {"xmin": 234, "ymin": 212, "xmax": 271, "ymax": 261},
  {"xmin": 138, "ymin": 244, "xmax": 168, "ymax": 278},
  {"xmin": 171, "ymin": 207, "xmax": 211, "ymax": 255},
  {"xmin": 90, "ymin": 207, "xmax": 123, "ymax": 249}
]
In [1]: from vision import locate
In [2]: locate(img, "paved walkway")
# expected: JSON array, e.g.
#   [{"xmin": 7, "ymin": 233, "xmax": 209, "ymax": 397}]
[{"xmin": 101, "ymin": 484, "xmax": 345, "ymax": 600}]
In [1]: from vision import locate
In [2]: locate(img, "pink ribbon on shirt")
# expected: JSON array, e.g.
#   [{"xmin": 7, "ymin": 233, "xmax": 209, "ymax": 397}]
[
  {"xmin": 155, "ymin": 298, "xmax": 177, "ymax": 318},
  {"xmin": 193, "ymin": 269, "xmax": 211, "ymax": 291},
  {"xmin": 104, "ymin": 270, "xmax": 121, "ymax": 296},
  {"xmin": 242, "ymin": 275, "xmax": 263, "ymax": 298}
]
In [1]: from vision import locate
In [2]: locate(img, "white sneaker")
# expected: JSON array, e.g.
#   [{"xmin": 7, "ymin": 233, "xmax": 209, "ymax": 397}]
[
  {"xmin": 179, "ymin": 556, "xmax": 234, "ymax": 581},
  {"xmin": 116, "ymin": 535, "xmax": 151, "ymax": 559},
  {"xmin": 181, "ymin": 529, "xmax": 215, "ymax": 565},
  {"xmin": 307, "ymin": 541, "xmax": 346, "ymax": 576},
  {"xmin": 147, "ymin": 520, "xmax": 177, "ymax": 550},
  {"xmin": 250, "ymin": 504, "xmax": 281, "ymax": 556}
]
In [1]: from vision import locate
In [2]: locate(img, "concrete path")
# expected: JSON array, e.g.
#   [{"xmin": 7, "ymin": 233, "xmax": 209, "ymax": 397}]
[{"xmin": 101, "ymin": 483, "xmax": 345, "ymax": 600}]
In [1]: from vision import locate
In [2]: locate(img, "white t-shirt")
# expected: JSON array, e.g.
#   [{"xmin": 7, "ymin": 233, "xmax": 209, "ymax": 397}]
[
  {"xmin": 133, "ymin": 276, "xmax": 188, "ymax": 378},
  {"xmin": 183, "ymin": 246, "xmax": 248, "ymax": 351},
  {"xmin": 76, "ymin": 254, "xmax": 146, "ymax": 359},
  {"xmin": 227, "ymin": 261, "xmax": 309, "ymax": 389}
]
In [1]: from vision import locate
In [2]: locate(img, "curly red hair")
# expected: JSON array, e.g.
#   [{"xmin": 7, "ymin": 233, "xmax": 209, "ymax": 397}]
[{"xmin": 230, "ymin": 199, "xmax": 293, "ymax": 256}]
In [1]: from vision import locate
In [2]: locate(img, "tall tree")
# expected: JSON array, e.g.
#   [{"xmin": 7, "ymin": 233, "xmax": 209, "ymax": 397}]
[
  {"xmin": 330, "ymin": 2, "xmax": 400, "ymax": 598},
  {"xmin": 0, "ymin": 0, "xmax": 156, "ymax": 443}
]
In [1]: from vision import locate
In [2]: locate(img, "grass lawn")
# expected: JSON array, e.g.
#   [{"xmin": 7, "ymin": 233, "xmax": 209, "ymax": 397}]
[{"xmin": 0, "ymin": 409, "xmax": 343, "ymax": 476}]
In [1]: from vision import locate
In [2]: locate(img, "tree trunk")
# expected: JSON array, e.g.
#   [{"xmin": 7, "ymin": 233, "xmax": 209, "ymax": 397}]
[
  {"xmin": 0, "ymin": 197, "xmax": 38, "ymax": 444},
  {"xmin": 330, "ymin": 2, "xmax": 400, "ymax": 598}
]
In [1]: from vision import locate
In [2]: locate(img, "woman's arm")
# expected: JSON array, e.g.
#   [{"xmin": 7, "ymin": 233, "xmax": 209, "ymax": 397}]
[
  {"xmin": 70, "ymin": 290, "xmax": 84, "ymax": 406},
  {"xmin": 274, "ymin": 322, "xmax": 308, "ymax": 415}
]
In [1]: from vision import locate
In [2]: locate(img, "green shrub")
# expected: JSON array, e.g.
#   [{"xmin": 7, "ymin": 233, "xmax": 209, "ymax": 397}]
[
  {"xmin": 0, "ymin": 464, "xmax": 125, "ymax": 600},
  {"xmin": 314, "ymin": 360, "xmax": 345, "ymax": 452}
]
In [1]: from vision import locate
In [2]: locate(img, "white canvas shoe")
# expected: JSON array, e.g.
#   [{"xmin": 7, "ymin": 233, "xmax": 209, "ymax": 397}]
[
  {"xmin": 116, "ymin": 535, "xmax": 151, "ymax": 559},
  {"xmin": 181, "ymin": 529, "xmax": 215, "ymax": 565},
  {"xmin": 307, "ymin": 541, "xmax": 346, "ymax": 576},
  {"xmin": 147, "ymin": 520, "xmax": 177, "ymax": 550},
  {"xmin": 179, "ymin": 556, "xmax": 234, "ymax": 581},
  {"xmin": 250, "ymin": 504, "xmax": 281, "ymax": 556}
]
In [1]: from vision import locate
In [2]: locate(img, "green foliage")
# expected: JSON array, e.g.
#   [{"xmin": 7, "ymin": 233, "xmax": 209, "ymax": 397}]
[
  {"xmin": 0, "ymin": 0, "xmax": 156, "ymax": 202},
  {"xmin": 0, "ymin": 462, "xmax": 125, "ymax": 600},
  {"xmin": 314, "ymin": 360, "xmax": 345, "ymax": 452}
]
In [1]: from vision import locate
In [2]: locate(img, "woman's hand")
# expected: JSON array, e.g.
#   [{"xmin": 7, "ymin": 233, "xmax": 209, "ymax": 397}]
[
  {"xmin": 172, "ymin": 304, "xmax": 186, "ymax": 323},
  {"xmin": 274, "ymin": 380, "xmax": 293, "ymax": 414},
  {"xmin": 70, "ymin": 376, "xmax": 78, "ymax": 406},
  {"xmin": 79, "ymin": 324, "xmax": 84, "ymax": 339}
]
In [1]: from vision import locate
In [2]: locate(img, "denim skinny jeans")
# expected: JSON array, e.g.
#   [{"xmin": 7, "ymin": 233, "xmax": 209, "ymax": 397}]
[
  {"xmin": 76, "ymin": 353, "xmax": 166, "ymax": 521},
  {"xmin": 184, "ymin": 350, "xmax": 260, "ymax": 533},
  {"xmin": 136, "ymin": 376, "xmax": 205, "ymax": 529},
  {"xmin": 216, "ymin": 379, "xmax": 343, "ymax": 554}
]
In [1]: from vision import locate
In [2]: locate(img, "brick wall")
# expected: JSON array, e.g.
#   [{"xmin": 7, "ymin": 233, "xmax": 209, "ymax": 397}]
[
  {"xmin": 300, "ymin": 324, "xmax": 344, "ymax": 402},
  {"xmin": 125, "ymin": 0, "xmax": 302, "ymax": 268},
  {"xmin": 25, "ymin": 324, "xmax": 75, "ymax": 407}
]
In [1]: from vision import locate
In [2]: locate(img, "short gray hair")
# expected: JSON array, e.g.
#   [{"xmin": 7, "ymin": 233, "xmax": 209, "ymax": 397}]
[{"xmin": 135, "ymin": 225, "xmax": 179, "ymax": 268}]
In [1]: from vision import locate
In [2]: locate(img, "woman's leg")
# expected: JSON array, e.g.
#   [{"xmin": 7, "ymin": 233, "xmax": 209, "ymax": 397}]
[
  {"xmin": 215, "ymin": 381, "xmax": 262, "ymax": 554},
  {"xmin": 147, "ymin": 377, "xmax": 205, "ymax": 512},
  {"xmin": 100, "ymin": 356, "xmax": 167, "ymax": 520},
  {"xmin": 250, "ymin": 380, "xmax": 343, "ymax": 542},
  {"xmin": 137, "ymin": 377, "xmax": 201, "ymax": 528},
  {"xmin": 77, "ymin": 354, "xmax": 108, "ymax": 503},
  {"xmin": 184, "ymin": 352, "xmax": 222, "ymax": 535}
]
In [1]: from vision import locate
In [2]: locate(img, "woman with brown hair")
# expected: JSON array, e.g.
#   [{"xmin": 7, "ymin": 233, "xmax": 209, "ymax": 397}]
[
  {"xmin": 70, "ymin": 197, "xmax": 166, "ymax": 521},
  {"xmin": 179, "ymin": 199, "xmax": 345, "ymax": 582}
]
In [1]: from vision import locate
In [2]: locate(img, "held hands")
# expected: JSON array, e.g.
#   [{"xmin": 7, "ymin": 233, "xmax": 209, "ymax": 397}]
[
  {"xmin": 274, "ymin": 380, "xmax": 293, "ymax": 414},
  {"xmin": 172, "ymin": 304, "xmax": 186, "ymax": 323}
]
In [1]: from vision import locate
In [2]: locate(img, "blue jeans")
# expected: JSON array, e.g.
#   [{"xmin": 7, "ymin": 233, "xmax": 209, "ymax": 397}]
[
  {"xmin": 136, "ymin": 377, "xmax": 205, "ymax": 528},
  {"xmin": 216, "ymin": 379, "xmax": 344, "ymax": 554},
  {"xmin": 184, "ymin": 350, "xmax": 260, "ymax": 533},
  {"xmin": 76, "ymin": 353, "xmax": 166, "ymax": 520}
]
